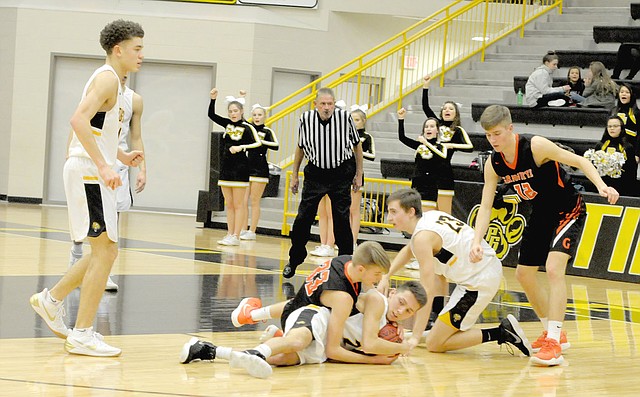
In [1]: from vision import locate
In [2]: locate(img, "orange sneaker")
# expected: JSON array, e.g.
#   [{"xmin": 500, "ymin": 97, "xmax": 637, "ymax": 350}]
[
  {"xmin": 231, "ymin": 297, "xmax": 262, "ymax": 327},
  {"xmin": 531, "ymin": 331, "xmax": 570, "ymax": 353},
  {"xmin": 530, "ymin": 338, "xmax": 564, "ymax": 366}
]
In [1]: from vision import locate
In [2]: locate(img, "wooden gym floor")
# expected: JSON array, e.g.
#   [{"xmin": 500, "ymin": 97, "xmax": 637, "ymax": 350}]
[{"xmin": 0, "ymin": 203, "xmax": 639, "ymax": 396}]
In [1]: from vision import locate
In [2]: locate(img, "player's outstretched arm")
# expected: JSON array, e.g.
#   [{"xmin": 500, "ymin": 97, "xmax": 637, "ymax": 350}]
[
  {"xmin": 470, "ymin": 160, "xmax": 499, "ymax": 263},
  {"xmin": 322, "ymin": 291, "xmax": 397, "ymax": 365},
  {"xmin": 531, "ymin": 136, "xmax": 619, "ymax": 204}
]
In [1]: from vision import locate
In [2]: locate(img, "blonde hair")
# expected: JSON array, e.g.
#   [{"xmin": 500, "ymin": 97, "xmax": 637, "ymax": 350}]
[
  {"xmin": 352, "ymin": 241, "xmax": 390, "ymax": 273},
  {"xmin": 480, "ymin": 105, "xmax": 512, "ymax": 130}
]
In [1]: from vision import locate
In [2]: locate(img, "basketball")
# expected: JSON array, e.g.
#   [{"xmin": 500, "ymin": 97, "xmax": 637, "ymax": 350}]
[{"xmin": 378, "ymin": 322, "xmax": 402, "ymax": 343}]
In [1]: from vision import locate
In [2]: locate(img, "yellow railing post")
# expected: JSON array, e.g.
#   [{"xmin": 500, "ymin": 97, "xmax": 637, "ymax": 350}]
[
  {"xmin": 481, "ymin": 0, "xmax": 489, "ymax": 62},
  {"xmin": 521, "ymin": 0, "xmax": 527, "ymax": 38},
  {"xmin": 440, "ymin": 20, "xmax": 449, "ymax": 87}
]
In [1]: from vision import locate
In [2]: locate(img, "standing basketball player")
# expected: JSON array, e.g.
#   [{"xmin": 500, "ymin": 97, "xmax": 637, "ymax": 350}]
[
  {"xmin": 30, "ymin": 20, "xmax": 145, "ymax": 357},
  {"xmin": 69, "ymin": 74, "xmax": 146, "ymax": 292},
  {"xmin": 472, "ymin": 105, "xmax": 619, "ymax": 366}
]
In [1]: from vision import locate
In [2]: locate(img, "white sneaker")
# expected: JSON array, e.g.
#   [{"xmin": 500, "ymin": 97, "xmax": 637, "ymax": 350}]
[
  {"xmin": 218, "ymin": 235, "xmax": 240, "ymax": 246},
  {"xmin": 30, "ymin": 288, "xmax": 69, "ymax": 338},
  {"xmin": 105, "ymin": 276, "xmax": 119, "ymax": 292},
  {"xmin": 65, "ymin": 327, "xmax": 121, "ymax": 357},
  {"xmin": 240, "ymin": 230, "xmax": 257, "ymax": 241},
  {"xmin": 310, "ymin": 244, "xmax": 334, "ymax": 257},
  {"xmin": 229, "ymin": 351, "xmax": 272, "ymax": 379},
  {"xmin": 404, "ymin": 259, "xmax": 420, "ymax": 270},
  {"xmin": 547, "ymin": 99, "xmax": 566, "ymax": 107}
]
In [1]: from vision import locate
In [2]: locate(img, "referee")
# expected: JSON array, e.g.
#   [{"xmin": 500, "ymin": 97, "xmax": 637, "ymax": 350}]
[{"xmin": 283, "ymin": 88, "xmax": 364, "ymax": 278}]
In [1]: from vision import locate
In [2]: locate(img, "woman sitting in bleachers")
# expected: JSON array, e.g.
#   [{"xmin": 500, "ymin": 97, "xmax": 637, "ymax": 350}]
[
  {"xmin": 525, "ymin": 51, "xmax": 571, "ymax": 108},
  {"xmin": 579, "ymin": 61, "xmax": 618, "ymax": 111}
]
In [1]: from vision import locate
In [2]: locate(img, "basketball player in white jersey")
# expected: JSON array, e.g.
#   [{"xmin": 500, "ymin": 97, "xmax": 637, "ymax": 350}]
[
  {"xmin": 30, "ymin": 20, "xmax": 145, "ymax": 357},
  {"xmin": 69, "ymin": 74, "xmax": 146, "ymax": 291},
  {"xmin": 180, "ymin": 280, "xmax": 426, "ymax": 378},
  {"xmin": 378, "ymin": 189, "xmax": 531, "ymax": 357}
]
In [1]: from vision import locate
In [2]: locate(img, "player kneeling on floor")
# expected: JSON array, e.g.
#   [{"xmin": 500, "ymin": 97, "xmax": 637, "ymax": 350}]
[{"xmin": 378, "ymin": 188, "xmax": 531, "ymax": 357}]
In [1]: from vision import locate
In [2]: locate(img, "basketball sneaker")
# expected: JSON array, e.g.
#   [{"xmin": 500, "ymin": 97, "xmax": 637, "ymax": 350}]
[
  {"xmin": 30, "ymin": 288, "xmax": 69, "ymax": 339},
  {"xmin": 229, "ymin": 350, "xmax": 272, "ymax": 379},
  {"xmin": 260, "ymin": 325, "xmax": 284, "ymax": 342},
  {"xmin": 498, "ymin": 314, "xmax": 532, "ymax": 356},
  {"xmin": 231, "ymin": 297, "xmax": 262, "ymax": 327},
  {"xmin": 180, "ymin": 337, "xmax": 217, "ymax": 363},
  {"xmin": 530, "ymin": 337, "xmax": 564, "ymax": 366},
  {"xmin": 65, "ymin": 327, "xmax": 121, "ymax": 357},
  {"xmin": 105, "ymin": 276, "xmax": 119, "ymax": 292},
  {"xmin": 531, "ymin": 330, "xmax": 570, "ymax": 353}
]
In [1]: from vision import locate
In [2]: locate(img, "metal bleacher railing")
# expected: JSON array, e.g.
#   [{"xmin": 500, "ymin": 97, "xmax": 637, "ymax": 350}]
[{"xmin": 277, "ymin": 0, "xmax": 563, "ymax": 235}]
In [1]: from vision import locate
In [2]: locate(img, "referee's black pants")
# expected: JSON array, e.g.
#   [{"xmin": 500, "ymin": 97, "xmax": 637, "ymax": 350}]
[{"xmin": 288, "ymin": 157, "xmax": 355, "ymax": 267}]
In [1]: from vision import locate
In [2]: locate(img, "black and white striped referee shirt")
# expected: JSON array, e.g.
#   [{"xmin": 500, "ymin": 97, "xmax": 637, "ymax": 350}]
[{"xmin": 297, "ymin": 108, "xmax": 360, "ymax": 169}]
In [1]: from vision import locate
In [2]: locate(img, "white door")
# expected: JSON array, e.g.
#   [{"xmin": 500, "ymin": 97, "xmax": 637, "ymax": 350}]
[{"xmin": 44, "ymin": 57, "xmax": 215, "ymax": 212}]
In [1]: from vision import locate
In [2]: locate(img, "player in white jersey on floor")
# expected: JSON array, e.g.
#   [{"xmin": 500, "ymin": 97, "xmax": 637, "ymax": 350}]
[
  {"xmin": 378, "ymin": 188, "xmax": 531, "ymax": 357},
  {"xmin": 30, "ymin": 20, "xmax": 145, "ymax": 357},
  {"xmin": 69, "ymin": 74, "xmax": 146, "ymax": 292},
  {"xmin": 180, "ymin": 280, "xmax": 427, "ymax": 378}
]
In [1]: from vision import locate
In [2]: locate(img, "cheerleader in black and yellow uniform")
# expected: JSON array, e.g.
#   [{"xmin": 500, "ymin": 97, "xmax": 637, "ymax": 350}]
[
  {"xmin": 593, "ymin": 115, "xmax": 639, "ymax": 196},
  {"xmin": 397, "ymin": 108, "xmax": 450, "ymax": 211},
  {"xmin": 239, "ymin": 103, "xmax": 280, "ymax": 241},
  {"xmin": 208, "ymin": 88, "xmax": 261, "ymax": 246},
  {"xmin": 422, "ymin": 75, "xmax": 473, "ymax": 214}
]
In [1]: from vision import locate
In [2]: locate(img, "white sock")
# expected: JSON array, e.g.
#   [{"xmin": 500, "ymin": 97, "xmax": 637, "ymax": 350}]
[
  {"xmin": 255, "ymin": 344, "xmax": 272, "ymax": 359},
  {"xmin": 547, "ymin": 321, "xmax": 563, "ymax": 342},
  {"xmin": 540, "ymin": 317, "xmax": 548, "ymax": 331},
  {"xmin": 250, "ymin": 307, "xmax": 272, "ymax": 322},
  {"xmin": 71, "ymin": 241, "xmax": 83, "ymax": 256},
  {"xmin": 46, "ymin": 290, "xmax": 60, "ymax": 304},
  {"xmin": 216, "ymin": 346, "xmax": 232, "ymax": 360}
]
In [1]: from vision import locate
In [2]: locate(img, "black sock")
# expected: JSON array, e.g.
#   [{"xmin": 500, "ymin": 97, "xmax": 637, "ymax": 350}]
[{"xmin": 481, "ymin": 327, "xmax": 501, "ymax": 343}]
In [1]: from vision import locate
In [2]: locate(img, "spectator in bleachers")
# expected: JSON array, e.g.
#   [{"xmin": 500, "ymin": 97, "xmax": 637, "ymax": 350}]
[
  {"xmin": 590, "ymin": 116, "xmax": 638, "ymax": 196},
  {"xmin": 579, "ymin": 61, "xmax": 618, "ymax": 111},
  {"xmin": 611, "ymin": 83, "xmax": 640, "ymax": 162},
  {"xmin": 566, "ymin": 66, "xmax": 585, "ymax": 103},
  {"xmin": 525, "ymin": 51, "xmax": 571, "ymax": 108},
  {"xmin": 611, "ymin": 43, "xmax": 640, "ymax": 81}
]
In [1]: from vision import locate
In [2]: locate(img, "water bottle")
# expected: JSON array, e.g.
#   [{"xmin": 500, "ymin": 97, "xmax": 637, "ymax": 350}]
[{"xmin": 516, "ymin": 88, "xmax": 524, "ymax": 106}]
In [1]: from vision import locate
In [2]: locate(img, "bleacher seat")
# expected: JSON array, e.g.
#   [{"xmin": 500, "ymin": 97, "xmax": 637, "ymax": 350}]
[
  {"xmin": 471, "ymin": 103, "xmax": 609, "ymax": 127},
  {"xmin": 513, "ymin": 76, "xmax": 640, "ymax": 95},
  {"xmin": 555, "ymin": 50, "xmax": 618, "ymax": 69},
  {"xmin": 593, "ymin": 26, "xmax": 640, "ymax": 44},
  {"xmin": 631, "ymin": 3, "xmax": 640, "ymax": 20}
]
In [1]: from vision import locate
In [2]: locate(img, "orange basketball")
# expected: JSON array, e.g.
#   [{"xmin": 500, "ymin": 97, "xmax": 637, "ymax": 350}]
[{"xmin": 378, "ymin": 322, "xmax": 402, "ymax": 343}]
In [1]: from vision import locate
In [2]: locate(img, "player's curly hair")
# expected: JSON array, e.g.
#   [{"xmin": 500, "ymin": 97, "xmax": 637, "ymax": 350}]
[{"xmin": 99, "ymin": 20, "xmax": 144, "ymax": 54}]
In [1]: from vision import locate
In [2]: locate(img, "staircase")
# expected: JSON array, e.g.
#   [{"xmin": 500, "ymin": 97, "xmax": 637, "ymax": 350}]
[{"xmin": 210, "ymin": 0, "xmax": 636, "ymax": 239}]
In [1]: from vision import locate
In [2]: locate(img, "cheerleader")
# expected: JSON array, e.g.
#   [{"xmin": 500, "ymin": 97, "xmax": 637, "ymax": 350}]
[
  {"xmin": 397, "ymin": 108, "xmax": 450, "ymax": 212},
  {"xmin": 239, "ymin": 103, "xmax": 279, "ymax": 240},
  {"xmin": 591, "ymin": 115, "xmax": 638, "ymax": 196},
  {"xmin": 208, "ymin": 88, "xmax": 261, "ymax": 246},
  {"xmin": 422, "ymin": 75, "xmax": 473, "ymax": 214}
]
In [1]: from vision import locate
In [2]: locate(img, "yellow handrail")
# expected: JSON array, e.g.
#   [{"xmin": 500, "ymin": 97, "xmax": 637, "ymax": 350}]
[
  {"xmin": 275, "ymin": 0, "xmax": 564, "ymax": 235},
  {"xmin": 267, "ymin": 0, "xmax": 563, "ymax": 172}
]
